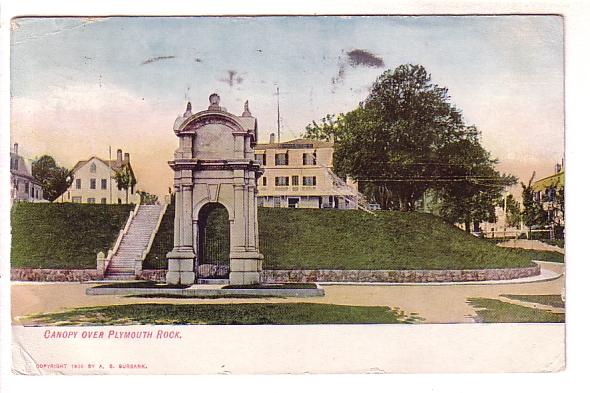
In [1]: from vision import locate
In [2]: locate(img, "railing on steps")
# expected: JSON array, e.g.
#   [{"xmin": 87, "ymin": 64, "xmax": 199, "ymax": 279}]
[{"xmin": 97, "ymin": 202, "xmax": 140, "ymax": 277}]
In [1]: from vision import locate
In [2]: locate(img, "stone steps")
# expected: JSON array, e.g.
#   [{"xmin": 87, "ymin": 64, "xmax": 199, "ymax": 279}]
[{"xmin": 104, "ymin": 204, "xmax": 166, "ymax": 279}]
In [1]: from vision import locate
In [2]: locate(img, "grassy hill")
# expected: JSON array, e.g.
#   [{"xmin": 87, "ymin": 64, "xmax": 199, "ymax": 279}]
[
  {"xmin": 11, "ymin": 203, "xmax": 133, "ymax": 269},
  {"xmin": 144, "ymin": 207, "xmax": 563, "ymax": 270},
  {"xmin": 11, "ymin": 204, "xmax": 562, "ymax": 270}
]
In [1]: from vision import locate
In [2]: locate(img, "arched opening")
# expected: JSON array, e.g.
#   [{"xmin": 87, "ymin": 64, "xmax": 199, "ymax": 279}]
[{"xmin": 197, "ymin": 202, "xmax": 230, "ymax": 279}]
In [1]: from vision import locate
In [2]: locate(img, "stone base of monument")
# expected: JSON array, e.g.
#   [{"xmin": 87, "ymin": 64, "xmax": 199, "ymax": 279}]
[
  {"xmin": 86, "ymin": 284, "xmax": 325, "ymax": 298},
  {"xmin": 166, "ymin": 248, "xmax": 196, "ymax": 285},
  {"xmin": 228, "ymin": 251, "xmax": 264, "ymax": 285}
]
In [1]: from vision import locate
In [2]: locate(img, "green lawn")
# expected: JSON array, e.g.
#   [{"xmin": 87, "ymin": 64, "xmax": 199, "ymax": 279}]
[
  {"xmin": 11, "ymin": 203, "xmax": 133, "ymax": 269},
  {"xmin": 467, "ymin": 298, "xmax": 565, "ymax": 323},
  {"xmin": 501, "ymin": 294, "xmax": 565, "ymax": 309},
  {"xmin": 23, "ymin": 303, "xmax": 419, "ymax": 325}
]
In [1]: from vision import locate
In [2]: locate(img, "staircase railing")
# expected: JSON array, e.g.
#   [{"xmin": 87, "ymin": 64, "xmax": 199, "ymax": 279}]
[
  {"xmin": 97, "ymin": 202, "xmax": 140, "ymax": 276},
  {"xmin": 318, "ymin": 164, "xmax": 375, "ymax": 215}
]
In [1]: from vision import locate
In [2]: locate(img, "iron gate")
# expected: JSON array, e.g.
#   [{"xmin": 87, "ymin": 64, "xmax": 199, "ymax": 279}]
[{"xmin": 197, "ymin": 203, "xmax": 230, "ymax": 279}]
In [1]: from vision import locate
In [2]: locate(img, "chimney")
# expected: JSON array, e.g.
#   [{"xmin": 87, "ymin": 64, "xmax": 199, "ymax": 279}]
[
  {"xmin": 13, "ymin": 143, "xmax": 18, "ymax": 155},
  {"xmin": 124, "ymin": 153, "xmax": 130, "ymax": 164},
  {"xmin": 116, "ymin": 149, "xmax": 123, "ymax": 163},
  {"xmin": 269, "ymin": 133, "xmax": 276, "ymax": 144}
]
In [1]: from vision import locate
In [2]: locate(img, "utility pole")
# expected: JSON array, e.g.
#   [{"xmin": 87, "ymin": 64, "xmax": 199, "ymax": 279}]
[
  {"xmin": 276, "ymin": 86, "xmax": 281, "ymax": 143},
  {"xmin": 109, "ymin": 145, "xmax": 112, "ymax": 204}
]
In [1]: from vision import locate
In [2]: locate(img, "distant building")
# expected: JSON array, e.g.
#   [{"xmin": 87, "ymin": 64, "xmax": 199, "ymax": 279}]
[
  {"xmin": 532, "ymin": 163, "xmax": 565, "ymax": 226},
  {"xmin": 254, "ymin": 135, "xmax": 359, "ymax": 209},
  {"xmin": 58, "ymin": 149, "xmax": 138, "ymax": 204},
  {"xmin": 10, "ymin": 143, "xmax": 45, "ymax": 203}
]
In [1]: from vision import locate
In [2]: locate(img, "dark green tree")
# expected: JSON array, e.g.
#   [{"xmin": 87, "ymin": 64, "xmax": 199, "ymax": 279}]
[
  {"xmin": 521, "ymin": 172, "xmax": 546, "ymax": 229},
  {"xmin": 31, "ymin": 155, "xmax": 73, "ymax": 202},
  {"xmin": 113, "ymin": 164, "xmax": 137, "ymax": 204},
  {"xmin": 304, "ymin": 64, "xmax": 516, "ymax": 221},
  {"xmin": 504, "ymin": 194, "xmax": 522, "ymax": 228},
  {"xmin": 437, "ymin": 139, "xmax": 516, "ymax": 231}
]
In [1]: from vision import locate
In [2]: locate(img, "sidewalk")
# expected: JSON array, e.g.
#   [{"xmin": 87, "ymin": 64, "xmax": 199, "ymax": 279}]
[{"xmin": 11, "ymin": 262, "xmax": 564, "ymax": 325}]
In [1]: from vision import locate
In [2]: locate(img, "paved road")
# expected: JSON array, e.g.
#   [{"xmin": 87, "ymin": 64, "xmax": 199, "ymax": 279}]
[{"xmin": 11, "ymin": 262, "xmax": 564, "ymax": 324}]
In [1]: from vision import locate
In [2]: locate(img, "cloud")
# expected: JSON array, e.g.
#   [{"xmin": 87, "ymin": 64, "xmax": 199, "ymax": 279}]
[
  {"xmin": 141, "ymin": 55, "xmax": 176, "ymax": 65},
  {"xmin": 346, "ymin": 49, "xmax": 385, "ymax": 68}
]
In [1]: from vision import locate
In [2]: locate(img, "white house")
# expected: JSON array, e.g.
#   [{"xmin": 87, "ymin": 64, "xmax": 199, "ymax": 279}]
[
  {"xmin": 254, "ymin": 135, "xmax": 360, "ymax": 209},
  {"xmin": 58, "ymin": 149, "xmax": 139, "ymax": 204},
  {"xmin": 10, "ymin": 143, "xmax": 46, "ymax": 204}
]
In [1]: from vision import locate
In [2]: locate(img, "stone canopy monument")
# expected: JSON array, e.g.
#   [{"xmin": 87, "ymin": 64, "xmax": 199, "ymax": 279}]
[{"xmin": 166, "ymin": 93, "xmax": 264, "ymax": 285}]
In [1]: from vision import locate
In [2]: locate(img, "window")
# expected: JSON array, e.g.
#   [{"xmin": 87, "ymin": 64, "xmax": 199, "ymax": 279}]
[
  {"xmin": 275, "ymin": 153, "xmax": 288, "ymax": 166},
  {"xmin": 90, "ymin": 163, "xmax": 97, "ymax": 173},
  {"xmin": 101, "ymin": 197, "xmax": 107, "ymax": 204},
  {"xmin": 72, "ymin": 196, "xmax": 82, "ymax": 203},
  {"xmin": 101, "ymin": 179, "xmax": 107, "ymax": 190},
  {"xmin": 273, "ymin": 197, "xmax": 281, "ymax": 208},
  {"xmin": 303, "ymin": 176, "xmax": 317, "ymax": 186},
  {"xmin": 76, "ymin": 178, "xmax": 81, "ymax": 189},
  {"xmin": 303, "ymin": 152, "xmax": 316, "ymax": 165},
  {"xmin": 90, "ymin": 178, "xmax": 96, "ymax": 189},
  {"xmin": 292, "ymin": 175, "xmax": 299, "ymax": 186},
  {"xmin": 262, "ymin": 177, "xmax": 267, "ymax": 186},
  {"xmin": 24, "ymin": 181, "xmax": 29, "ymax": 194},
  {"xmin": 257, "ymin": 197, "xmax": 264, "ymax": 207},
  {"xmin": 255, "ymin": 153, "xmax": 266, "ymax": 165},
  {"xmin": 275, "ymin": 176, "xmax": 289, "ymax": 186},
  {"xmin": 30, "ymin": 186, "xmax": 34, "ymax": 197},
  {"xmin": 87, "ymin": 198, "xmax": 95, "ymax": 203}
]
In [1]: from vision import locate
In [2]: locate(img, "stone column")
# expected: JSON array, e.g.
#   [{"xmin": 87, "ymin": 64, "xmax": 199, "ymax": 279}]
[
  {"xmin": 166, "ymin": 180, "xmax": 196, "ymax": 285},
  {"xmin": 229, "ymin": 172, "xmax": 262, "ymax": 285},
  {"xmin": 182, "ymin": 184, "xmax": 193, "ymax": 247},
  {"xmin": 173, "ymin": 185, "xmax": 182, "ymax": 248}
]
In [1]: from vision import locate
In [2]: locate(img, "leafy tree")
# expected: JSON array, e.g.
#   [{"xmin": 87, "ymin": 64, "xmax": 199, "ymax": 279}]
[
  {"xmin": 137, "ymin": 190, "xmax": 159, "ymax": 205},
  {"xmin": 521, "ymin": 172, "xmax": 546, "ymax": 229},
  {"xmin": 504, "ymin": 194, "xmax": 522, "ymax": 228},
  {"xmin": 31, "ymin": 155, "xmax": 73, "ymax": 202},
  {"xmin": 113, "ymin": 164, "xmax": 137, "ymax": 204},
  {"xmin": 304, "ymin": 64, "xmax": 516, "ymax": 224},
  {"xmin": 437, "ymin": 139, "xmax": 516, "ymax": 231}
]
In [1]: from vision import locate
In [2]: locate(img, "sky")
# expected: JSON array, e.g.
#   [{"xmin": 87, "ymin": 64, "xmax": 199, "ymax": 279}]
[{"xmin": 10, "ymin": 16, "xmax": 564, "ymax": 199}]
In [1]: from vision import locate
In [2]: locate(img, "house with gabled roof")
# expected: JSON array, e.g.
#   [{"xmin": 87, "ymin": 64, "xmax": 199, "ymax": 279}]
[
  {"xmin": 10, "ymin": 143, "xmax": 46, "ymax": 204},
  {"xmin": 57, "ymin": 148, "xmax": 138, "ymax": 204}
]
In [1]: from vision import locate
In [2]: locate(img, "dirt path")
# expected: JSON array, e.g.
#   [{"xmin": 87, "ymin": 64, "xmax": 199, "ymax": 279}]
[{"xmin": 11, "ymin": 262, "xmax": 564, "ymax": 324}]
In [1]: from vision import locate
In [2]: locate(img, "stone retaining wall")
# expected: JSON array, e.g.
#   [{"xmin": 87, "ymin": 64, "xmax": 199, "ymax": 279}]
[
  {"xmin": 12, "ymin": 265, "xmax": 540, "ymax": 283},
  {"xmin": 261, "ymin": 265, "xmax": 541, "ymax": 283},
  {"xmin": 11, "ymin": 268, "xmax": 168, "ymax": 282},
  {"xmin": 11, "ymin": 268, "xmax": 101, "ymax": 282}
]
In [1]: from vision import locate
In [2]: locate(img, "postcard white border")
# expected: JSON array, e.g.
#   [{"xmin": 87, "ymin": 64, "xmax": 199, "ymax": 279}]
[{"xmin": 1, "ymin": 0, "xmax": 589, "ymax": 391}]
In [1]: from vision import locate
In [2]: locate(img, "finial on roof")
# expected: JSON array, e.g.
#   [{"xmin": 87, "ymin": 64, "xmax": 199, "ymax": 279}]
[
  {"xmin": 183, "ymin": 101, "xmax": 192, "ymax": 117},
  {"xmin": 208, "ymin": 93, "xmax": 220, "ymax": 109},
  {"xmin": 242, "ymin": 100, "xmax": 251, "ymax": 117}
]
